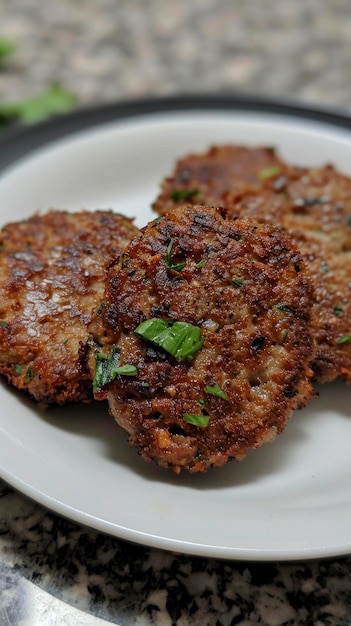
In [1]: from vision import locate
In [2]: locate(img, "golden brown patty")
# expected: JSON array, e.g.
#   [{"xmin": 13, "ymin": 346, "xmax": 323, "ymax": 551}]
[
  {"xmin": 96, "ymin": 205, "xmax": 315, "ymax": 473},
  {"xmin": 0, "ymin": 210, "xmax": 139, "ymax": 404},
  {"xmin": 223, "ymin": 164, "xmax": 351, "ymax": 383},
  {"xmin": 152, "ymin": 145, "xmax": 283, "ymax": 216},
  {"xmin": 154, "ymin": 146, "xmax": 351, "ymax": 383}
]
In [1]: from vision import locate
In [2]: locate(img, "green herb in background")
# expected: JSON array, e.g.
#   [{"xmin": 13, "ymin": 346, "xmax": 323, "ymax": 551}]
[
  {"xmin": 0, "ymin": 84, "xmax": 76, "ymax": 127},
  {"xmin": 0, "ymin": 37, "xmax": 76, "ymax": 127},
  {"xmin": 0, "ymin": 37, "xmax": 16, "ymax": 65}
]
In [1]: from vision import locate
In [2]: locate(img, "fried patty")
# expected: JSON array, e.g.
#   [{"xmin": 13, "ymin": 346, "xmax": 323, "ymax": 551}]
[
  {"xmin": 96, "ymin": 205, "xmax": 315, "ymax": 473},
  {"xmin": 154, "ymin": 146, "xmax": 351, "ymax": 383},
  {"xmin": 152, "ymin": 145, "xmax": 283, "ymax": 216},
  {"xmin": 223, "ymin": 164, "xmax": 351, "ymax": 383},
  {"xmin": 0, "ymin": 210, "xmax": 139, "ymax": 404}
]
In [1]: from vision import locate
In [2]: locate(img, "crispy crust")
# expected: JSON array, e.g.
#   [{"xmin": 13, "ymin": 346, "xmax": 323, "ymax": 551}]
[
  {"xmin": 224, "ymin": 164, "xmax": 351, "ymax": 383},
  {"xmin": 152, "ymin": 145, "xmax": 283, "ymax": 216},
  {"xmin": 154, "ymin": 146, "xmax": 351, "ymax": 383},
  {"xmin": 0, "ymin": 210, "xmax": 139, "ymax": 404},
  {"xmin": 99, "ymin": 205, "xmax": 316, "ymax": 473}
]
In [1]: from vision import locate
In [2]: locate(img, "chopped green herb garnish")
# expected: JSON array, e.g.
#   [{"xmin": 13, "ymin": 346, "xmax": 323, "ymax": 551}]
[
  {"xmin": 115, "ymin": 364, "xmax": 138, "ymax": 376},
  {"xmin": 320, "ymin": 262, "xmax": 329, "ymax": 273},
  {"xmin": 140, "ymin": 381, "xmax": 150, "ymax": 388},
  {"xmin": 93, "ymin": 348, "xmax": 138, "ymax": 392},
  {"xmin": 135, "ymin": 318, "xmax": 204, "ymax": 362},
  {"xmin": 199, "ymin": 397, "xmax": 206, "ymax": 406},
  {"xmin": 276, "ymin": 303, "xmax": 293, "ymax": 313},
  {"xmin": 232, "ymin": 278, "xmax": 243, "ymax": 287},
  {"xmin": 165, "ymin": 239, "xmax": 186, "ymax": 272},
  {"xmin": 333, "ymin": 305, "xmax": 343, "ymax": 316},
  {"xmin": 63, "ymin": 338, "xmax": 69, "ymax": 345},
  {"xmin": 183, "ymin": 413, "xmax": 210, "ymax": 427},
  {"xmin": 0, "ymin": 320, "xmax": 8, "ymax": 328},
  {"xmin": 336, "ymin": 335, "xmax": 351, "ymax": 345},
  {"xmin": 205, "ymin": 383, "xmax": 229, "ymax": 401},
  {"xmin": 97, "ymin": 302, "xmax": 105, "ymax": 315},
  {"xmin": 171, "ymin": 189, "xmax": 199, "ymax": 202},
  {"xmin": 258, "ymin": 166, "xmax": 281, "ymax": 180},
  {"xmin": 281, "ymin": 329, "xmax": 289, "ymax": 343},
  {"xmin": 14, "ymin": 364, "xmax": 22, "ymax": 375},
  {"xmin": 25, "ymin": 366, "xmax": 35, "ymax": 383},
  {"xmin": 195, "ymin": 259, "xmax": 206, "ymax": 269}
]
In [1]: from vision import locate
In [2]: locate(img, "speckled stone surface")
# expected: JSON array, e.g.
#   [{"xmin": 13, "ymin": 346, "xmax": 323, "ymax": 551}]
[
  {"xmin": 2, "ymin": 1, "xmax": 351, "ymax": 625},
  {"xmin": 2, "ymin": 483, "xmax": 351, "ymax": 625},
  {"xmin": 1, "ymin": 0, "xmax": 351, "ymax": 111}
]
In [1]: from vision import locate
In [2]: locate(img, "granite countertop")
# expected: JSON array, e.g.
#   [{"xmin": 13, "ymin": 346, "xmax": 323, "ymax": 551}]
[{"xmin": 1, "ymin": 1, "xmax": 351, "ymax": 625}]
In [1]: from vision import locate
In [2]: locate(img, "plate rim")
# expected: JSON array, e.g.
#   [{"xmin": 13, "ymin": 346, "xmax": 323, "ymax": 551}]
[
  {"xmin": 1, "ymin": 94, "xmax": 351, "ymax": 562},
  {"xmin": 2, "ymin": 93, "xmax": 351, "ymax": 174}
]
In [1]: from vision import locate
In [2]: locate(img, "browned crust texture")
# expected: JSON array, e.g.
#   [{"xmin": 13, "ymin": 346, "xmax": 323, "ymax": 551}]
[
  {"xmin": 154, "ymin": 145, "xmax": 351, "ymax": 383},
  {"xmin": 99, "ymin": 205, "xmax": 316, "ymax": 473},
  {"xmin": 0, "ymin": 210, "xmax": 139, "ymax": 404},
  {"xmin": 152, "ymin": 145, "xmax": 283, "ymax": 215}
]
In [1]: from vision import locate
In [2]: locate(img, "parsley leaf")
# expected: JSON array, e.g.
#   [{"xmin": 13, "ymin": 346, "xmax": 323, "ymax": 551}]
[
  {"xmin": 135, "ymin": 318, "xmax": 204, "ymax": 362},
  {"xmin": 171, "ymin": 189, "xmax": 199, "ymax": 201},
  {"xmin": 93, "ymin": 347, "xmax": 138, "ymax": 392},
  {"xmin": 205, "ymin": 383, "xmax": 229, "ymax": 400},
  {"xmin": 183, "ymin": 413, "xmax": 210, "ymax": 427},
  {"xmin": 336, "ymin": 335, "xmax": 351, "ymax": 345},
  {"xmin": 258, "ymin": 166, "xmax": 281, "ymax": 180}
]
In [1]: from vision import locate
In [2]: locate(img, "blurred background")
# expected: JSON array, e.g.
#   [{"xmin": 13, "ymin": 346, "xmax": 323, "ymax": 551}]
[{"xmin": 1, "ymin": 0, "xmax": 351, "ymax": 126}]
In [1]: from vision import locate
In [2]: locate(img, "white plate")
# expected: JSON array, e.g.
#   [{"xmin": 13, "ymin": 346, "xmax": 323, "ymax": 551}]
[{"xmin": 1, "ymin": 98, "xmax": 351, "ymax": 561}]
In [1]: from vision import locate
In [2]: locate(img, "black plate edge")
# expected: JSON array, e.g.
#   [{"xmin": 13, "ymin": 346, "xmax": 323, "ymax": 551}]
[{"xmin": 1, "ymin": 93, "xmax": 351, "ymax": 173}]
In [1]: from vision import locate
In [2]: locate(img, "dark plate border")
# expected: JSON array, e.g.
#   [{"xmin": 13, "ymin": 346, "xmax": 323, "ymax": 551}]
[{"xmin": 1, "ymin": 94, "xmax": 351, "ymax": 173}]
